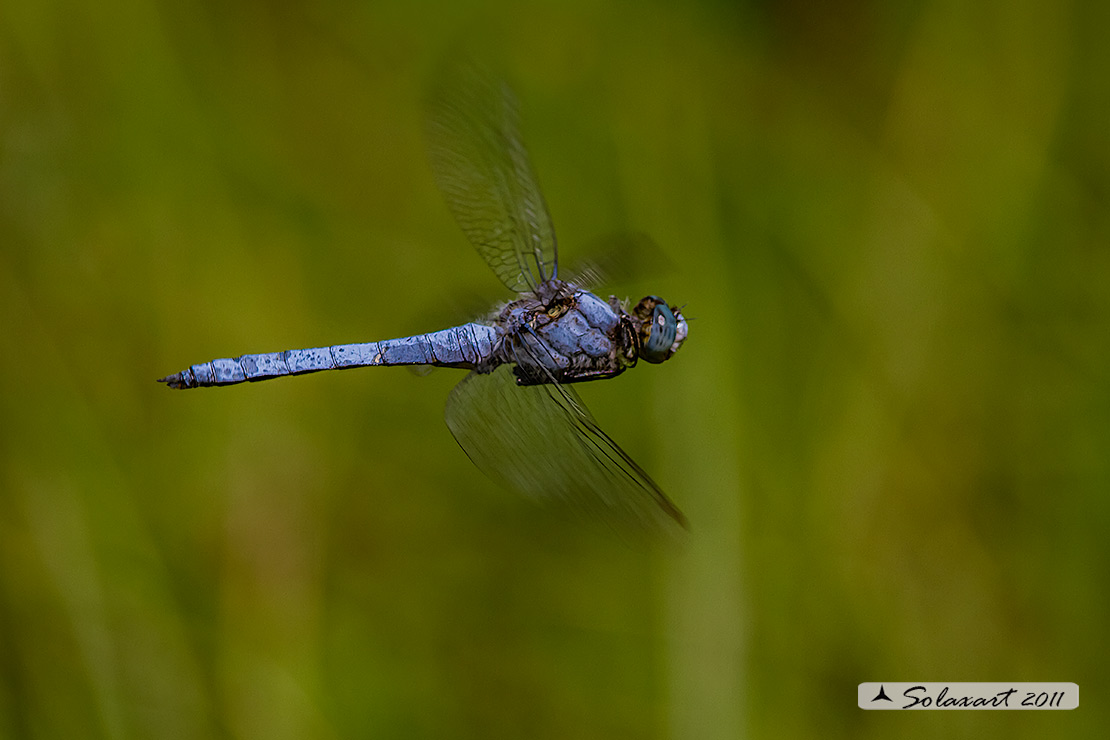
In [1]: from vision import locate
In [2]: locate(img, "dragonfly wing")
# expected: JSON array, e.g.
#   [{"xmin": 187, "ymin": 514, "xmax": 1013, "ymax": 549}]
[
  {"xmin": 563, "ymin": 231, "xmax": 677, "ymax": 292},
  {"xmin": 445, "ymin": 365, "xmax": 687, "ymax": 540},
  {"xmin": 426, "ymin": 63, "xmax": 558, "ymax": 294}
]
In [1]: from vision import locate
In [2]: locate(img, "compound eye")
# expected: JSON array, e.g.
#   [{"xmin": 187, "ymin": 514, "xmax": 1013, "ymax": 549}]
[{"xmin": 640, "ymin": 303, "xmax": 678, "ymax": 363}]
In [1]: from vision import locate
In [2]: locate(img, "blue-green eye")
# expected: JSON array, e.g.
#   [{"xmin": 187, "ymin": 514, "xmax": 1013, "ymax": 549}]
[
  {"xmin": 641, "ymin": 303, "xmax": 678, "ymax": 363},
  {"xmin": 633, "ymin": 295, "xmax": 687, "ymax": 364}
]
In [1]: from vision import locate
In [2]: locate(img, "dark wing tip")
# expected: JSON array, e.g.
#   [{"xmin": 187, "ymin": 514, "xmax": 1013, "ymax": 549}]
[{"xmin": 668, "ymin": 503, "xmax": 691, "ymax": 531}]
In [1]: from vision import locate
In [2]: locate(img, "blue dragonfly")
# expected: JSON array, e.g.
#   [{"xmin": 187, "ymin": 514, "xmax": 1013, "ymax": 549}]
[{"xmin": 159, "ymin": 68, "xmax": 689, "ymax": 536}]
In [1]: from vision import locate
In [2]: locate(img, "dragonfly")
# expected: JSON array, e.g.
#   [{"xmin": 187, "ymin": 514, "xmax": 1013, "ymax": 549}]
[{"xmin": 159, "ymin": 67, "xmax": 689, "ymax": 536}]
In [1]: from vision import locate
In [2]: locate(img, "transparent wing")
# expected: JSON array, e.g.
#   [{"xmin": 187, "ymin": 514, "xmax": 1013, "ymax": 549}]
[
  {"xmin": 426, "ymin": 63, "xmax": 558, "ymax": 294},
  {"xmin": 563, "ymin": 231, "xmax": 676, "ymax": 292},
  {"xmin": 445, "ymin": 365, "xmax": 687, "ymax": 540}
]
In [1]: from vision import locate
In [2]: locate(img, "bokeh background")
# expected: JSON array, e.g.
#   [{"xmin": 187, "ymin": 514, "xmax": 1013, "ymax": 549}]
[{"xmin": 2, "ymin": 1, "xmax": 1107, "ymax": 738}]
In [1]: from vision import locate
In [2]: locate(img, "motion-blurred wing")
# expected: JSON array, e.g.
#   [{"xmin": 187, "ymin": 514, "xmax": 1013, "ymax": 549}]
[
  {"xmin": 563, "ymin": 231, "xmax": 675, "ymax": 292},
  {"xmin": 426, "ymin": 63, "xmax": 557, "ymax": 294},
  {"xmin": 445, "ymin": 365, "xmax": 687, "ymax": 539}
]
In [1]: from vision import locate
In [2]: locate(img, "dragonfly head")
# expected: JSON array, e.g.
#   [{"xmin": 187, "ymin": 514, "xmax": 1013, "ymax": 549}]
[{"xmin": 633, "ymin": 296, "xmax": 688, "ymax": 364}]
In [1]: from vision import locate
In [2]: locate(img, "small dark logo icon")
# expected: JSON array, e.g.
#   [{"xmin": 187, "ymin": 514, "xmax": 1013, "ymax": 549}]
[{"xmin": 872, "ymin": 685, "xmax": 893, "ymax": 702}]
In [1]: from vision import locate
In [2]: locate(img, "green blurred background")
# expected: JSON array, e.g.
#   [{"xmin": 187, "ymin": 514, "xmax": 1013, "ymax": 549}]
[{"xmin": 2, "ymin": 1, "xmax": 1107, "ymax": 738}]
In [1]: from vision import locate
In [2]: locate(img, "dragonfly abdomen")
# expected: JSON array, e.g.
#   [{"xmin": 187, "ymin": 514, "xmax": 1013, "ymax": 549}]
[{"xmin": 158, "ymin": 323, "xmax": 498, "ymax": 389}]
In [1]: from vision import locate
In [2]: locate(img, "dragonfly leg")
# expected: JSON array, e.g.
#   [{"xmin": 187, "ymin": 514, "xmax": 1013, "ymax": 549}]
[{"xmin": 512, "ymin": 365, "xmax": 627, "ymax": 386}]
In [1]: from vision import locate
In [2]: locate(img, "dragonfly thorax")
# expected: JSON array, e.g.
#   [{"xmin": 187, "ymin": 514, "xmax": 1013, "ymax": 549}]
[{"xmin": 497, "ymin": 282, "xmax": 635, "ymax": 386}]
